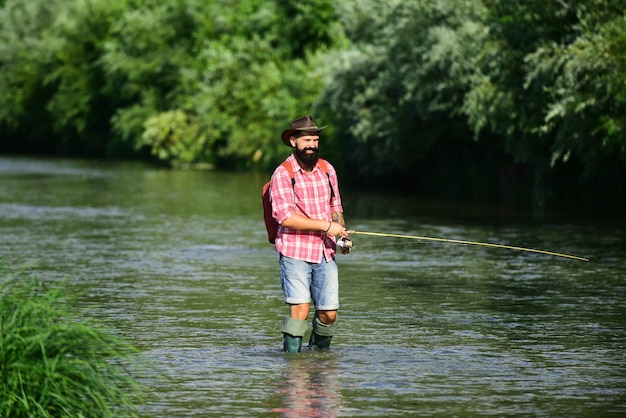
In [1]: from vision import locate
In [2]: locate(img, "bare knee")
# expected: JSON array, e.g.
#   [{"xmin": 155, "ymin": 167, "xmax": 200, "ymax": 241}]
[
  {"xmin": 289, "ymin": 303, "xmax": 310, "ymax": 320},
  {"xmin": 317, "ymin": 310, "xmax": 337, "ymax": 324}
]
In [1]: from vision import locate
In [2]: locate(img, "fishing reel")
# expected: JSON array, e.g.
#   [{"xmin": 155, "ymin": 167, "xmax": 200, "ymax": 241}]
[{"xmin": 336, "ymin": 237, "xmax": 353, "ymax": 254}]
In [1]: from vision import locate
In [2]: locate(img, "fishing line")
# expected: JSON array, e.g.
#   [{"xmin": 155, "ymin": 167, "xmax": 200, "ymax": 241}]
[{"xmin": 347, "ymin": 230, "xmax": 589, "ymax": 262}]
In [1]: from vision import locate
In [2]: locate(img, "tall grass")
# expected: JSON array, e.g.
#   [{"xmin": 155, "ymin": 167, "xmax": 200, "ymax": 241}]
[{"xmin": 0, "ymin": 269, "xmax": 146, "ymax": 417}]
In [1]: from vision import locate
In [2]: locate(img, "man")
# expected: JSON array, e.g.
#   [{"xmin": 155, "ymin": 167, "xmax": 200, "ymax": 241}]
[{"xmin": 269, "ymin": 115, "xmax": 351, "ymax": 352}]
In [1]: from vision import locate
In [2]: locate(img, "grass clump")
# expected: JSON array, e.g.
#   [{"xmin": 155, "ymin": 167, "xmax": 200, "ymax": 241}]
[{"xmin": 0, "ymin": 270, "xmax": 146, "ymax": 417}]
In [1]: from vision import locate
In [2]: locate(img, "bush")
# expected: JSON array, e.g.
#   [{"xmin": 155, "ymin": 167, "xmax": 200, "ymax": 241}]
[{"xmin": 0, "ymin": 270, "xmax": 146, "ymax": 417}]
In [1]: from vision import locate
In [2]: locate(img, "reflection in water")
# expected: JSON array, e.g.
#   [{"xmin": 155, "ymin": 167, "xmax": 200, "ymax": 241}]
[{"xmin": 270, "ymin": 353, "xmax": 342, "ymax": 417}]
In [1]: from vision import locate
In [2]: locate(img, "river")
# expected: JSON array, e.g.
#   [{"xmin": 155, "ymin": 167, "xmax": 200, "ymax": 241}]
[{"xmin": 1, "ymin": 156, "xmax": 624, "ymax": 417}]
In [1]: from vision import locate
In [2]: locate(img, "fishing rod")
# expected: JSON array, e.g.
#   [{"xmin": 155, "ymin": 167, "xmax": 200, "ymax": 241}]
[{"xmin": 346, "ymin": 230, "xmax": 589, "ymax": 262}]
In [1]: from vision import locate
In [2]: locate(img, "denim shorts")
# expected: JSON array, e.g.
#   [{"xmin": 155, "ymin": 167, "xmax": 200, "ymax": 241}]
[{"xmin": 279, "ymin": 254, "xmax": 339, "ymax": 310}]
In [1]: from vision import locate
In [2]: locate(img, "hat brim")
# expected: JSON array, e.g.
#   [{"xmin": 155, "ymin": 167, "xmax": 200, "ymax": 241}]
[{"xmin": 281, "ymin": 126, "xmax": 327, "ymax": 147}]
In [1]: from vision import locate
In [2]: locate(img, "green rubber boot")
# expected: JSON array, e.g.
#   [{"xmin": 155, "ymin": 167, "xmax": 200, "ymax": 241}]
[
  {"xmin": 308, "ymin": 315, "xmax": 337, "ymax": 350},
  {"xmin": 281, "ymin": 317, "xmax": 309, "ymax": 353},
  {"xmin": 283, "ymin": 334, "xmax": 302, "ymax": 353}
]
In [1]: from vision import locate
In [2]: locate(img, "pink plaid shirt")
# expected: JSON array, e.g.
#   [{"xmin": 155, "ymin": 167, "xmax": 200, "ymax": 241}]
[{"xmin": 270, "ymin": 154, "xmax": 343, "ymax": 263}]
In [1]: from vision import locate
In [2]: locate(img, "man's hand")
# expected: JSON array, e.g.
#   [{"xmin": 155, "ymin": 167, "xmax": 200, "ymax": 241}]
[{"xmin": 327, "ymin": 221, "xmax": 348, "ymax": 238}]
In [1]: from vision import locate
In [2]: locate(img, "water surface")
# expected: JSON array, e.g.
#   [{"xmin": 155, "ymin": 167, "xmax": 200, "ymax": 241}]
[{"xmin": 1, "ymin": 156, "xmax": 624, "ymax": 417}]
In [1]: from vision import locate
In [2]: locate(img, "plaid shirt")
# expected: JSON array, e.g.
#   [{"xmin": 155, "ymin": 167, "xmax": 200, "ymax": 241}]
[{"xmin": 270, "ymin": 154, "xmax": 343, "ymax": 263}]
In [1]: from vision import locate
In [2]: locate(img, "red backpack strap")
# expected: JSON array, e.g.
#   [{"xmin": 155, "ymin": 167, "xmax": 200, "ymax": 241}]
[
  {"xmin": 317, "ymin": 159, "xmax": 335, "ymax": 199},
  {"xmin": 281, "ymin": 160, "xmax": 295, "ymax": 186}
]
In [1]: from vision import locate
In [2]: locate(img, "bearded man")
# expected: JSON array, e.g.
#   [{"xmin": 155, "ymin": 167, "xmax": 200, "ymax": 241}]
[{"xmin": 269, "ymin": 115, "xmax": 351, "ymax": 352}]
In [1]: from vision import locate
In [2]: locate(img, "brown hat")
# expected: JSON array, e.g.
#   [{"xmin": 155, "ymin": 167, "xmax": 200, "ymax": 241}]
[{"xmin": 281, "ymin": 115, "xmax": 327, "ymax": 147}]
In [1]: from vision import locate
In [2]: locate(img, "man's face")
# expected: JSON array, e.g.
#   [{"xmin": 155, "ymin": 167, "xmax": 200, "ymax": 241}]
[{"xmin": 291, "ymin": 132, "xmax": 320, "ymax": 169}]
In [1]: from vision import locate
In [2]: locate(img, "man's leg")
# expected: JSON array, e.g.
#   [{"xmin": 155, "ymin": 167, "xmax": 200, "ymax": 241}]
[
  {"xmin": 309, "ymin": 257, "xmax": 339, "ymax": 349},
  {"xmin": 279, "ymin": 255, "xmax": 313, "ymax": 352},
  {"xmin": 309, "ymin": 309, "xmax": 337, "ymax": 349},
  {"xmin": 282, "ymin": 303, "xmax": 310, "ymax": 352}
]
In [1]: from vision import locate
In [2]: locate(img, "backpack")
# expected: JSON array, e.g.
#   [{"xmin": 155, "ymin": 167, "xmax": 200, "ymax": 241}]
[{"xmin": 262, "ymin": 159, "xmax": 335, "ymax": 244}]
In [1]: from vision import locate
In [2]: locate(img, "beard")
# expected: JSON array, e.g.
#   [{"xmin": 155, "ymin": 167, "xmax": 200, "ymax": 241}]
[{"xmin": 294, "ymin": 146, "xmax": 319, "ymax": 170}]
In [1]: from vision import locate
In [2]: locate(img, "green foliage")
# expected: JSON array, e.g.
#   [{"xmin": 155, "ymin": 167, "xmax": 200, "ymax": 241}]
[
  {"xmin": 0, "ymin": 0, "xmax": 129, "ymax": 154},
  {"xmin": 102, "ymin": 0, "xmax": 202, "ymax": 151},
  {"xmin": 187, "ymin": 39, "xmax": 329, "ymax": 168},
  {"xmin": 319, "ymin": 0, "xmax": 491, "ymax": 180},
  {"xmin": 1, "ymin": 0, "xmax": 624, "ymax": 211},
  {"xmin": 101, "ymin": 0, "xmax": 337, "ymax": 168},
  {"xmin": 0, "ymin": 271, "xmax": 145, "ymax": 417},
  {"xmin": 275, "ymin": 0, "xmax": 336, "ymax": 58},
  {"xmin": 0, "ymin": 0, "xmax": 61, "ymax": 138},
  {"xmin": 319, "ymin": 0, "xmax": 626, "ymax": 210},
  {"xmin": 526, "ymin": 10, "xmax": 626, "ymax": 167},
  {"xmin": 0, "ymin": 0, "xmax": 339, "ymax": 164},
  {"xmin": 140, "ymin": 109, "xmax": 209, "ymax": 165},
  {"xmin": 478, "ymin": 0, "xmax": 626, "ymax": 207}
]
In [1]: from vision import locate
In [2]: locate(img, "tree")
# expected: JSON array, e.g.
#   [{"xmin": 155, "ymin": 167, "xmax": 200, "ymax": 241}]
[
  {"xmin": 319, "ymin": 0, "xmax": 626, "ymax": 213},
  {"xmin": 0, "ymin": 0, "xmax": 129, "ymax": 156},
  {"xmin": 319, "ymin": 0, "xmax": 494, "ymax": 191},
  {"xmin": 106, "ymin": 0, "xmax": 339, "ymax": 168}
]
